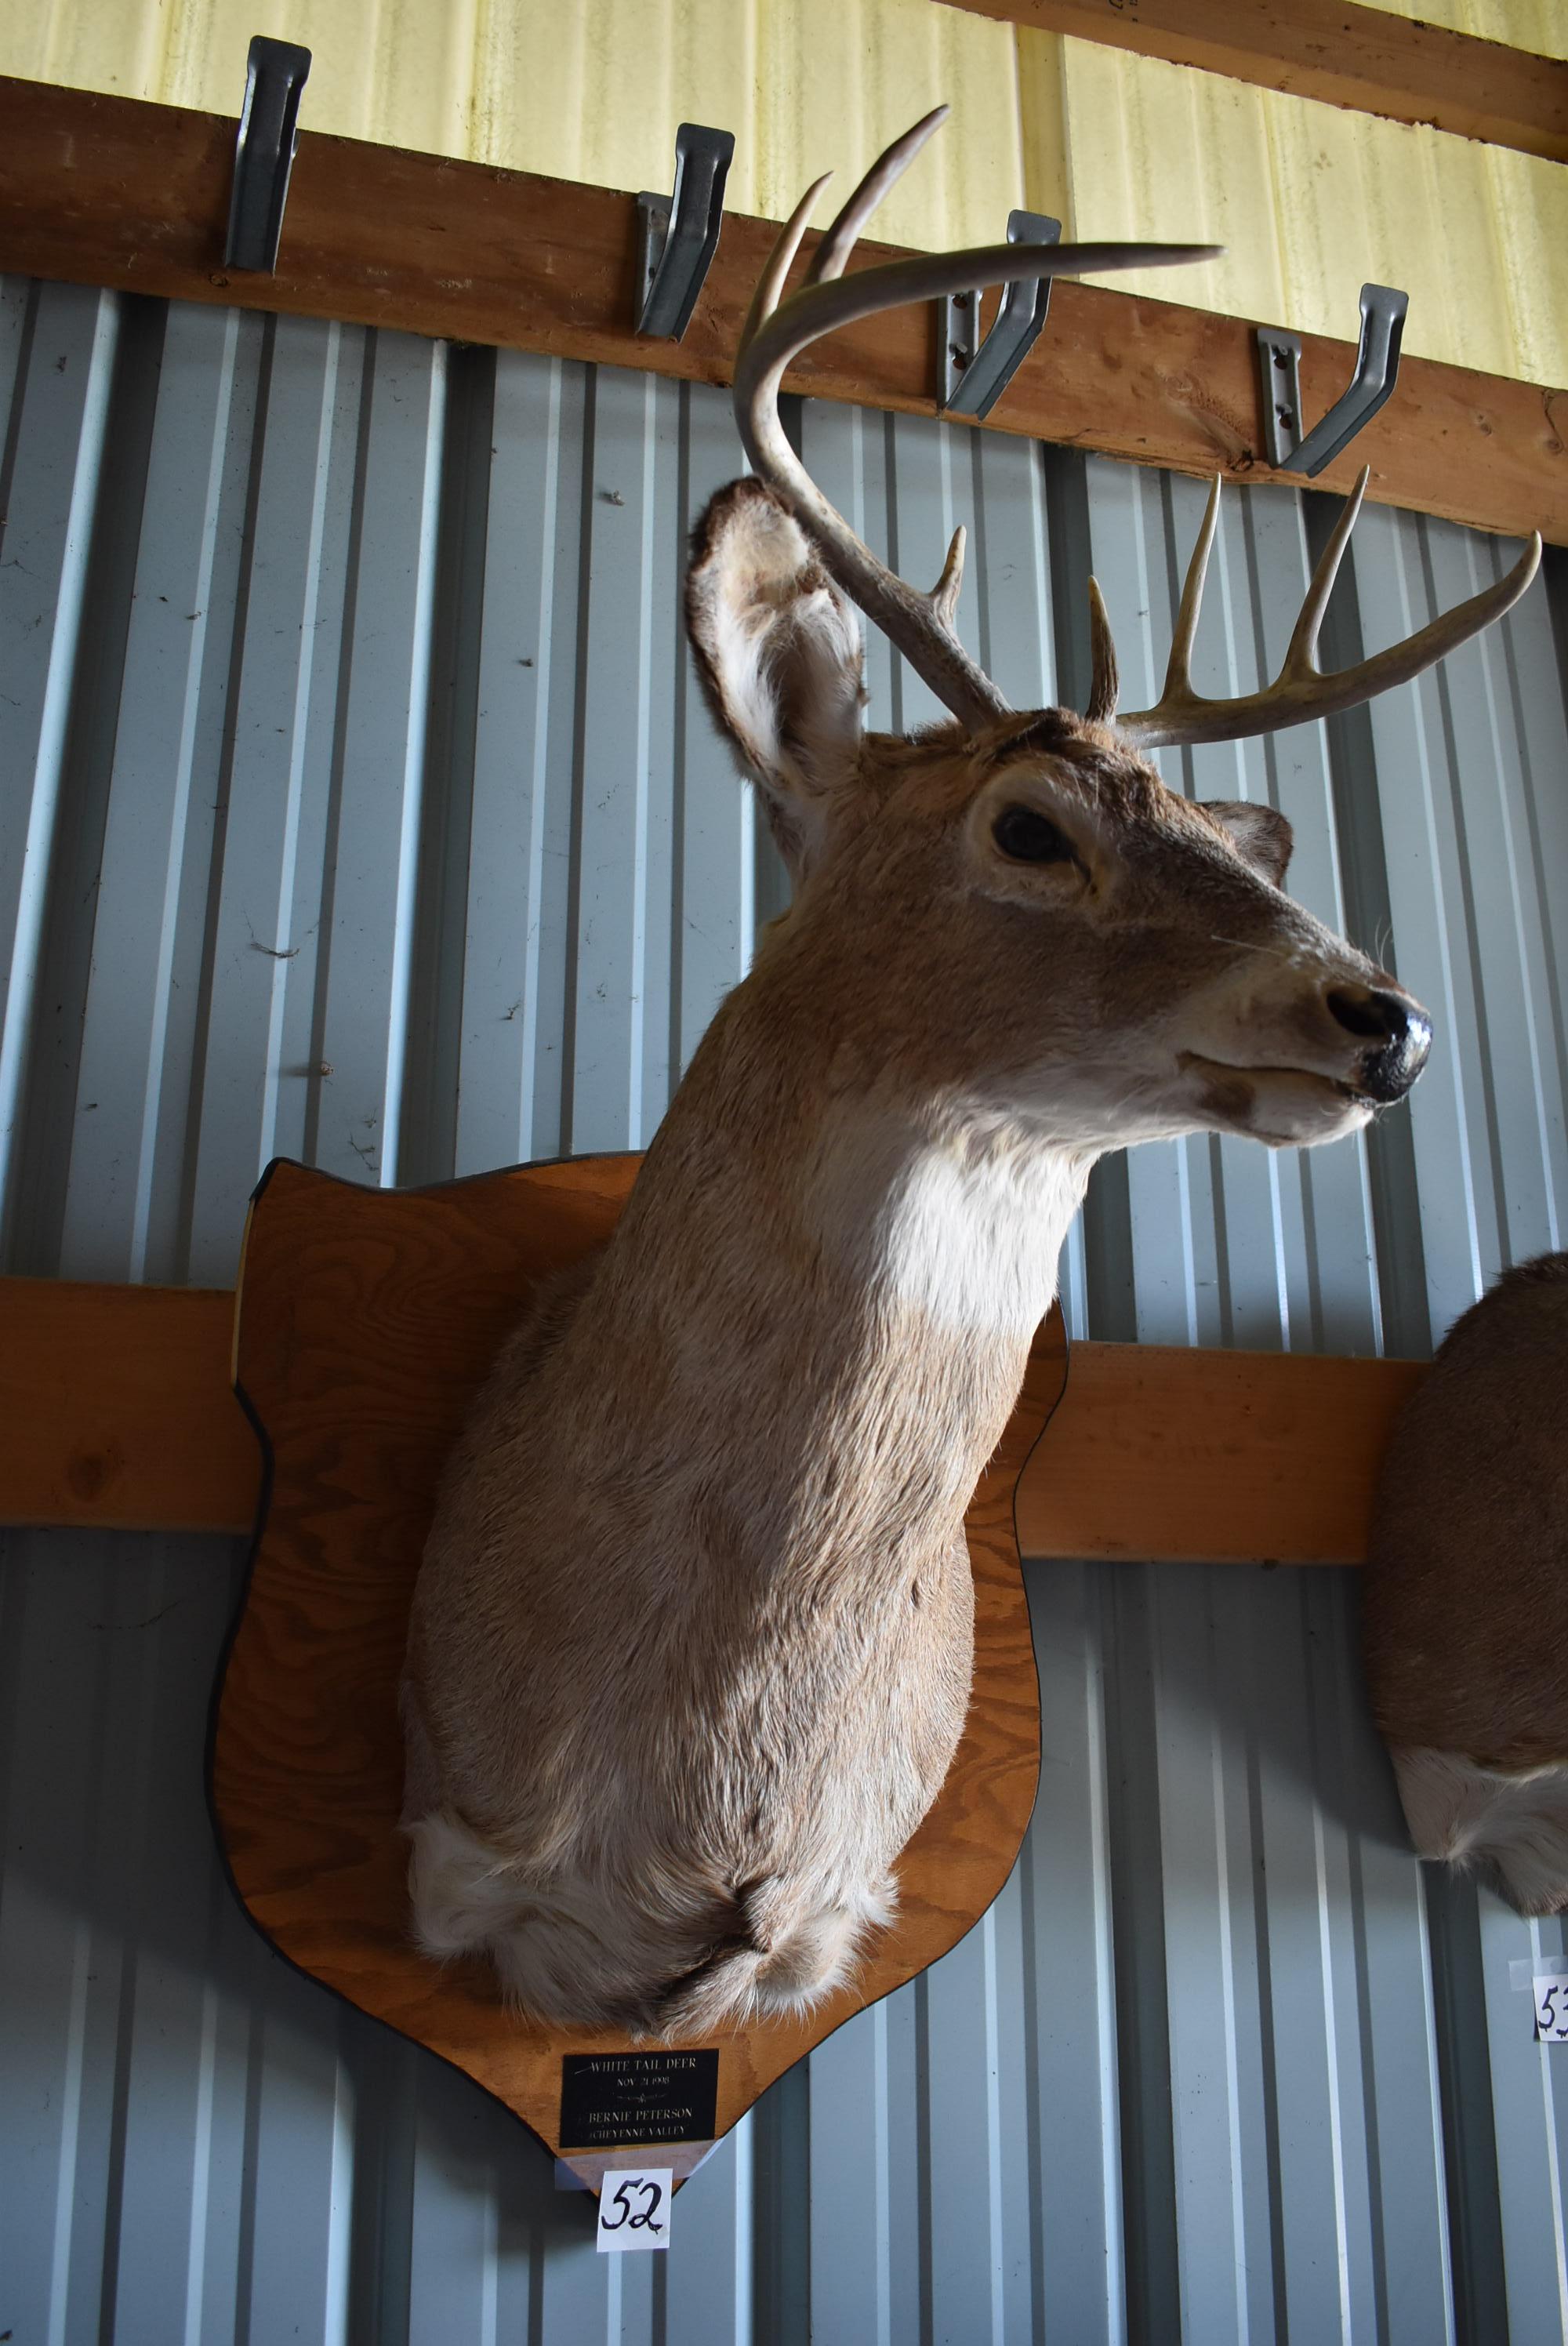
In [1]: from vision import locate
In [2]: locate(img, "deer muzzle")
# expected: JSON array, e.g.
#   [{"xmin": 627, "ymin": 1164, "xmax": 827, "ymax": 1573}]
[{"xmin": 1326, "ymin": 982, "xmax": 1432, "ymax": 1103}]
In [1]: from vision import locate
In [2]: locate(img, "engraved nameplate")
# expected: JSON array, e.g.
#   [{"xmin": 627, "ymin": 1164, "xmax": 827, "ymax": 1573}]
[{"xmin": 558, "ymin": 2049, "xmax": 720, "ymax": 2149}]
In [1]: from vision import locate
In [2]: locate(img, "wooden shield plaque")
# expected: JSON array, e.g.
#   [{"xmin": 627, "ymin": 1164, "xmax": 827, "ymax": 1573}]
[{"xmin": 209, "ymin": 1155, "xmax": 1068, "ymax": 2187}]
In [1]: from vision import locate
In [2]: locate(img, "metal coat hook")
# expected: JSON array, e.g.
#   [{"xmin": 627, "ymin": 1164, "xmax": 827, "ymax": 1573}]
[
  {"xmin": 1255, "ymin": 285, "xmax": 1408, "ymax": 477},
  {"xmin": 636, "ymin": 125, "xmax": 736, "ymax": 341},
  {"xmin": 941, "ymin": 211, "xmax": 1061, "ymax": 419},
  {"xmin": 223, "ymin": 35, "xmax": 312, "ymax": 273}
]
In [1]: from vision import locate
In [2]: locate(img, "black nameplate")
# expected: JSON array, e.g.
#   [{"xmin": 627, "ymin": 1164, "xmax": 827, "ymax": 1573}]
[{"xmin": 558, "ymin": 2049, "xmax": 720, "ymax": 2149}]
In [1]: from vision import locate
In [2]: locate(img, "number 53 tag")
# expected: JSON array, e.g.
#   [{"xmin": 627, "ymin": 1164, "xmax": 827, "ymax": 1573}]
[
  {"xmin": 597, "ymin": 2167, "xmax": 673, "ymax": 2252},
  {"xmin": 1535, "ymin": 1979, "xmax": 1568, "ymax": 2043}
]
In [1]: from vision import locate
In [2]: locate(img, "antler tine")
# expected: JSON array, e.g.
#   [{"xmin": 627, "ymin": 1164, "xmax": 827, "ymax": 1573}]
[
  {"xmin": 735, "ymin": 207, "xmax": 1220, "ymax": 728},
  {"xmin": 1160, "ymin": 474, "xmax": 1224, "ymax": 706},
  {"xmin": 740, "ymin": 107, "xmax": 949, "ymax": 358},
  {"xmin": 738, "ymin": 171, "xmax": 834, "ymax": 358},
  {"xmin": 1085, "ymin": 576, "xmax": 1119, "ymax": 723},
  {"xmin": 929, "ymin": 526, "xmax": 966, "ymax": 633},
  {"xmin": 1283, "ymin": 463, "xmax": 1367, "ymax": 680},
  {"xmin": 807, "ymin": 105, "xmax": 949, "ymax": 289},
  {"xmin": 1115, "ymin": 478, "xmax": 1543, "ymax": 751},
  {"xmin": 1087, "ymin": 476, "xmax": 1219, "ymax": 737}
]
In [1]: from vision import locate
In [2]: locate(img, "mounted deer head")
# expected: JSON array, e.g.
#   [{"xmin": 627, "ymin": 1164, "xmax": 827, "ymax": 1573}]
[
  {"xmin": 405, "ymin": 114, "xmax": 1543, "ymax": 2044},
  {"xmin": 686, "ymin": 102, "xmax": 1541, "ymax": 1155}
]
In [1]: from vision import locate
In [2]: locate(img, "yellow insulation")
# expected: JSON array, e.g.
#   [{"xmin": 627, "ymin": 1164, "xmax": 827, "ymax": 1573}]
[
  {"xmin": 1041, "ymin": 35, "xmax": 1568, "ymax": 387},
  {"xmin": 4, "ymin": 0, "xmax": 1564, "ymax": 385}
]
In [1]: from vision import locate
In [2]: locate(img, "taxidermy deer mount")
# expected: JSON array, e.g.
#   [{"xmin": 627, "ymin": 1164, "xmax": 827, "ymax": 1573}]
[
  {"xmin": 401, "ymin": 108, "xmax": 1541, "ymax": 2043},
  {"xmin": 1365, "ymin": 1251, "xmax": 1568, "ymax": 1916}
]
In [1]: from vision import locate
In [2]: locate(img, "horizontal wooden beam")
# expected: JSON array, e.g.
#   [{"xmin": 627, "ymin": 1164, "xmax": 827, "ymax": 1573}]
[
  {"xmin": 0, "ymin": 1277, "xmax": 1424, "ymax": 1563},
  {"xmin": 1, "ymin": 1279, "xmax": 256, "ymax": 1535},
  {"xmin": 0, "ymin": 78, "xmax": 1562, "ymax": 548},
  {"xmin": 1018, "ymin": 1338, "xmax": 1425, "ymax": 1564},
  {"xmin": 938, "ymin": 0, "xmax": 1568, "ymax": 163}
]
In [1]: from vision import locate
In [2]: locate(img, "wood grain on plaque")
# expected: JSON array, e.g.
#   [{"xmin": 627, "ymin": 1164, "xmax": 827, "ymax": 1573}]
[{"xmin": 210, "ymin": 1154, "xmax": 1065, "ymax": 2175}]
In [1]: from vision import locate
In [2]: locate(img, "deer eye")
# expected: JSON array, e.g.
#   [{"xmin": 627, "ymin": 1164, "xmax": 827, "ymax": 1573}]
[{"xmin": 993, "ymin": 805, "xmax": 1076, "ymax": 865}]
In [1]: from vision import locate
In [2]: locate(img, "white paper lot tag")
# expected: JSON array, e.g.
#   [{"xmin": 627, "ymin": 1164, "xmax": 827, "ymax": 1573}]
[
  {"xmin": 597, "ymin": 2167, "xmax": 673, "ymax": 2252},
  {"xmin": 1534, "ymin": 1978, "xmax": 1568, "ymax": 2043}
]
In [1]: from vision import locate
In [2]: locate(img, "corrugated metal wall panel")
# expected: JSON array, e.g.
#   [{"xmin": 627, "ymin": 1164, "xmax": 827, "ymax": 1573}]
[
  {"xmin": 1, "ymin": 275, "xmax": 1566, "ymax": 2344},
  {"xmin": 4, "ymin": 0, "xmax": 1567, "ymax": 386}
]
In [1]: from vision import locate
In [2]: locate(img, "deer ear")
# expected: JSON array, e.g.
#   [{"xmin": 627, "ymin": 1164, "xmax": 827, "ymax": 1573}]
[
  {"xmin": 687, "ymin": 478, "xmax": 865, "ymax": 877},
  {"xmin": 1203, "ymin": 800, "xmax": 1294, "ymax": 888}
]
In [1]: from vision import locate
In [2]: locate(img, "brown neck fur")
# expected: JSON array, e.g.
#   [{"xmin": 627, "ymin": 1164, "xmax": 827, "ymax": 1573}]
[{"xmin": 567, "ymin": 962, "xmax": 1090, "ymax": 1578}]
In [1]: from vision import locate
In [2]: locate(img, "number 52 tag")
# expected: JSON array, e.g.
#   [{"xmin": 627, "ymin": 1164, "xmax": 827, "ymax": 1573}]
[
  {"xmin": 1535, "ymin": 1979, "xmax": 1568, "ymax": 2043},
  {"xmin": 597, "ymin": 2167, "xmax": 673, "ymax": 2252}
]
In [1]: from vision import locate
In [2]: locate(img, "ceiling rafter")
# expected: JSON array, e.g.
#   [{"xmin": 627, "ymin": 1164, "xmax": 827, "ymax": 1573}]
[{"xmin": 938, "ymin": 0, "xmax": 1568, "ymax": 163}]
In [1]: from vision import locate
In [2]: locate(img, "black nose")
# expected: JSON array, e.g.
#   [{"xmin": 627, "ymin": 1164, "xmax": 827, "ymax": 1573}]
[{"xmin": 1327, "ymin": 985, "xmax": 1432, "ymax": 1102}]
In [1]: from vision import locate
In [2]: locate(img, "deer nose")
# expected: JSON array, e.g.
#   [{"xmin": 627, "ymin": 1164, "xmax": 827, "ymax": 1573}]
[{"xmin": 1326, "ymin": 984, "xmax": 1432, "ymax": 1102}]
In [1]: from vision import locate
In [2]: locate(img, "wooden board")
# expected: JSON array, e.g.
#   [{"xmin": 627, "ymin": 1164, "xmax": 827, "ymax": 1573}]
[
  {"xmin": 938, "ymin": 0, "xmax": 1568, "ymax": 164},
  {"xmin": 0, "ymin": 1276, "xmax": 255, "ymax": 1532},
  {"xmin": 0, "ymin": 1264, "xmax": 1427, "ymax": 1563},
  {"xmin": 1018, "ymin": 1340, "xmax": 1428, "ymax": 1564},
  {"xmin": 209, "ymin": 1154, "xmax": 1065, "ymax": 2183},
  {"xmin": 0, "ymin": 77, "xmax": 1562, "ymax": 549}
]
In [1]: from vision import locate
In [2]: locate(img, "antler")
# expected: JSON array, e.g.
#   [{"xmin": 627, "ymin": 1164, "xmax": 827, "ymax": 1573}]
[
  {"xmin": 1102, "ymin": 470, "xmax": 1543, "ymax": 750},
  {"xmin": 734, "ymin": 107, "xmax": 1221, "ymax": 732}
]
